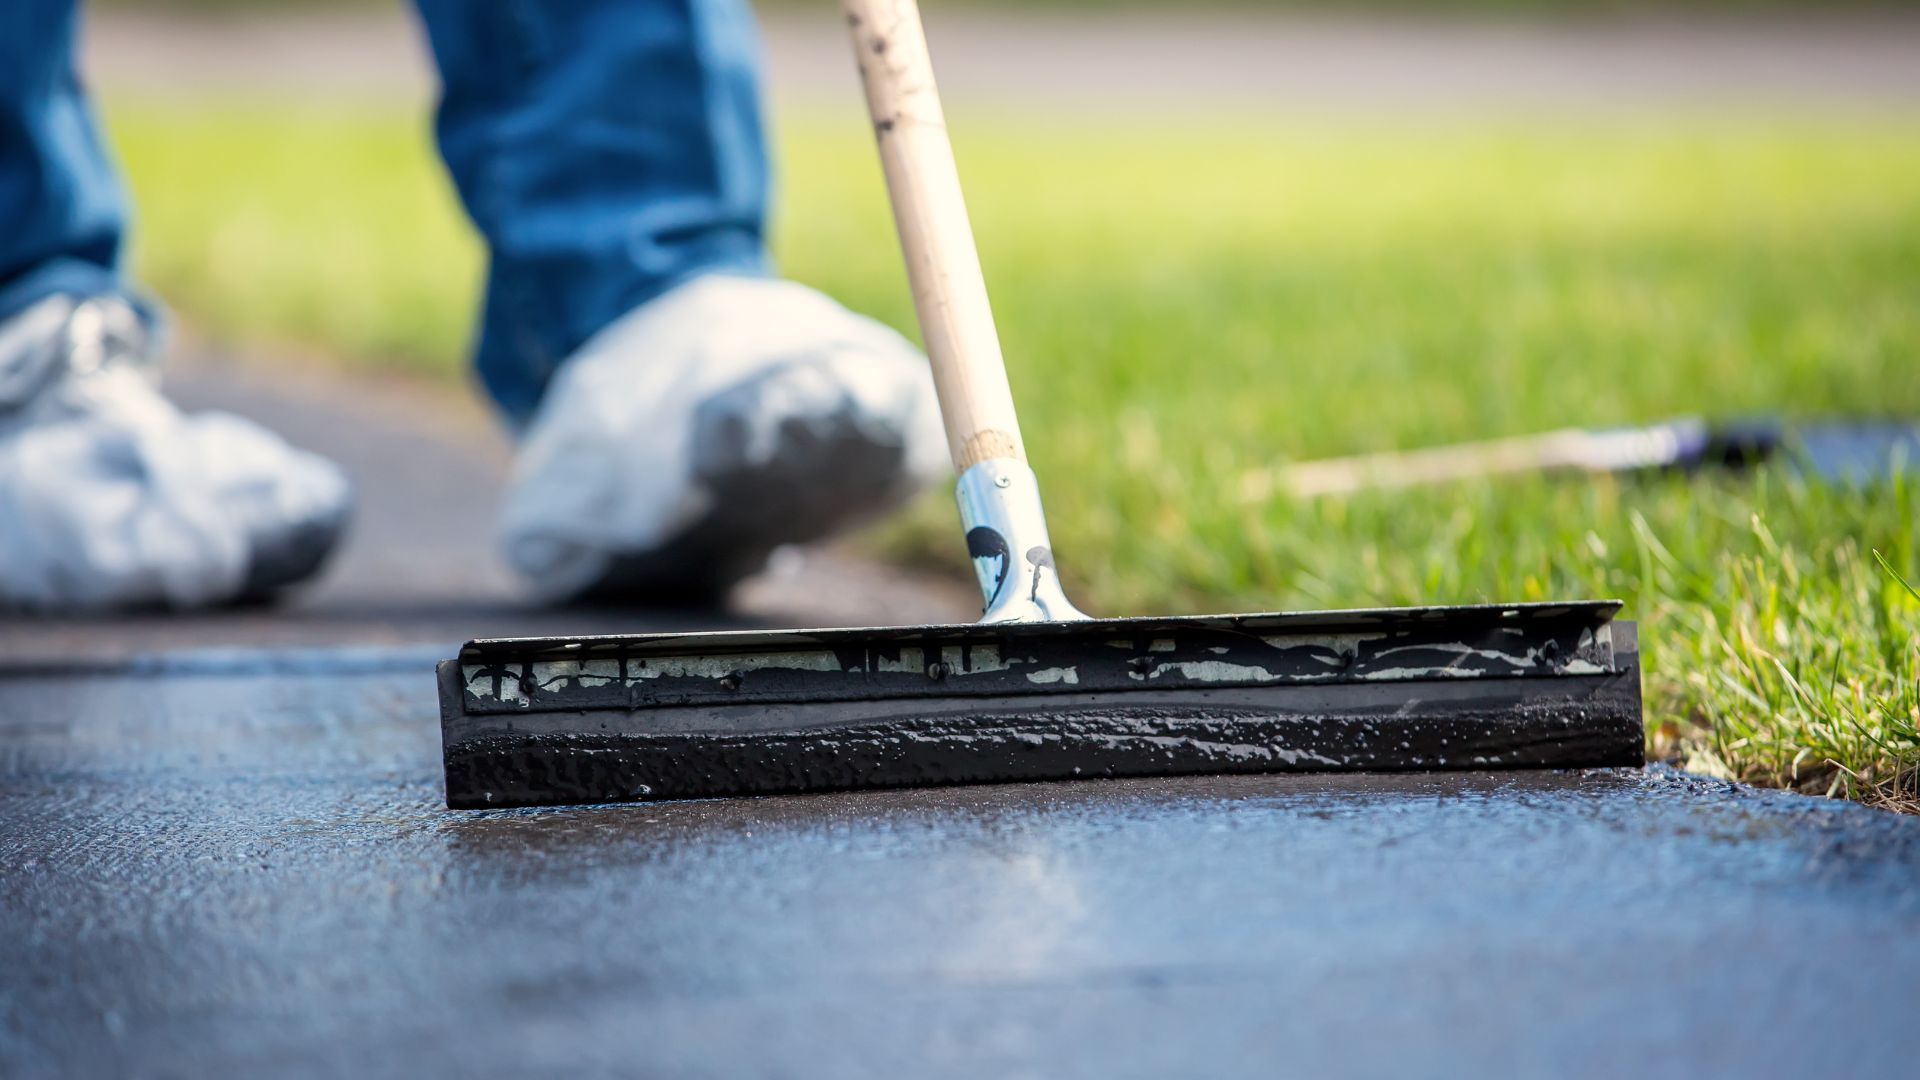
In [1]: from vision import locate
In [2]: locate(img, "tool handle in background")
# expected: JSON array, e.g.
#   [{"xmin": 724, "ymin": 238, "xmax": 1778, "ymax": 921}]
[
  {"xmin": 1241, "ymin": 420, "xmax": 1711, "ymax": 500},
  {"xmin": 843, "ymin": 0, "xmax": 1026, "ymax": 472}
]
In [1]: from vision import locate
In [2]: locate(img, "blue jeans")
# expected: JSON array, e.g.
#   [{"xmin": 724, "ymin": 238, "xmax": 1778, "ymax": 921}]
[{"xmin": 0, "ymin": 0, "xmax": 772, "ymax": 424}]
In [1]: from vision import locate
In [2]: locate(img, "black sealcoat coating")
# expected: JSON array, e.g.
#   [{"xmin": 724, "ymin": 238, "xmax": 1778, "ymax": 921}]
[{"xmin": 4, "ymin": 660, "xmax": 1918, "ymax": 1077}]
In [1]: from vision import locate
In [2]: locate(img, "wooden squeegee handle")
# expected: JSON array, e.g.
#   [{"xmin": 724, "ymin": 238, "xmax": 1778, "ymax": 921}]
[{"xmin": 844, "ymin": 0, "xmax": 1025, "ymax": 471}]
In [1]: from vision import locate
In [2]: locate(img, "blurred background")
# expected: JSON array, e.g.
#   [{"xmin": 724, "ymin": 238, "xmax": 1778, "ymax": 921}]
[{"xmin": 82, "ymin": 0, "xmax": 1920, "ymax": 804}]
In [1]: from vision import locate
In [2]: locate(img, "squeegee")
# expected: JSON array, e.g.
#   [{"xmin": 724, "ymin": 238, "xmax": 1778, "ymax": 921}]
[{"xmin": 436, "ymin": 0, "xmax": 1644, "ymax": 809}]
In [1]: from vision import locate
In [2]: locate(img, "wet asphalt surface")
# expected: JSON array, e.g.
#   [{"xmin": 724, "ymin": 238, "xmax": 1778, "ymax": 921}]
[
  {"xmin": 6, "ymin": 664, "xmax": 1920, "ymax": 1077},
  {"xmin": 4, "ymin": 363, "xmax": 1920, "ymax": 1076}
]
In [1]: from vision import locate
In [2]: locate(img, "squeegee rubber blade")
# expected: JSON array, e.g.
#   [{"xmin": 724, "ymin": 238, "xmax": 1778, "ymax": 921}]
[{"xmin": 438, "ymin": 602, "xmax": 1643, "ymax": 809}]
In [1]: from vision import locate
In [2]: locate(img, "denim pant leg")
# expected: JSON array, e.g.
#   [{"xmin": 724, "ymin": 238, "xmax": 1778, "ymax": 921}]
[
  {"xmin": 0, "ymin": 0, "xmax": 135, "ymax": 322},
  {"xmin": 411, "ymin": 0, "xmax": 774, "ymax": 426}
]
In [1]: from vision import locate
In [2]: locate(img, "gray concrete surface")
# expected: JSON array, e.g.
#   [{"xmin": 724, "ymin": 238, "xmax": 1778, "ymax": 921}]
[
  {"xmin": 84, "ymin": 6, "xmax": 1920, "ymax": 113},
  {"xmin": 4, "ymin": 661, "xmax": 1919, "ymax": 1076}
]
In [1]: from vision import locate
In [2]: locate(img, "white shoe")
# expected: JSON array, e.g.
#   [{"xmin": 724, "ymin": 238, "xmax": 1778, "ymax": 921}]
[
  {"xmin": 499, "ymin": 275, "xmax": 949, "ymax": 604},
  {"xmin": 0, "ymin": 295, "xmax": 352, "ymax": 611}
]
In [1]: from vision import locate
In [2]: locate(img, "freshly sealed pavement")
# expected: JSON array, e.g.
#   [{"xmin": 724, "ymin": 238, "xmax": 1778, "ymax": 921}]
[
  {"xmin": 5, "ymin": 662, "xmax": 1920, "ymax": 1076},
  {"xmin": 4, "ymin": 362, "xmax": 1919, "ymax": 1076}
]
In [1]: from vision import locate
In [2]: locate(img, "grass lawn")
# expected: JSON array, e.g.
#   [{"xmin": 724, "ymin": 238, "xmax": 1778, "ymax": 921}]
[{"xmin": 106, "ymin": 98, "xmax": 1920, "ymax": 809}]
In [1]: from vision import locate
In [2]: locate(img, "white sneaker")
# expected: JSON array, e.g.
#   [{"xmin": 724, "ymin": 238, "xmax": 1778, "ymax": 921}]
[
  {"xmin": 0, "ymin": 295, "xmax": 352, "ymax": 611},
  {"xmin": 499, "ymin": 275, "xmax": 949, "ymax": 604}
]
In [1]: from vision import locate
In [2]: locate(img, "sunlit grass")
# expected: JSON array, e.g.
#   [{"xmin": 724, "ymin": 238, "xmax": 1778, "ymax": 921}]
[
  {"xmin": 112, "ymin": 101, "xmax": 482, "ymax": 370},
  {"xmin": 106, "ymin": 97, "xmax": 1920, "ymax": 808}
]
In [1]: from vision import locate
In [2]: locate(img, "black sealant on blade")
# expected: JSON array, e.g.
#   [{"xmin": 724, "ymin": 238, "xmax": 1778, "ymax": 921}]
[{"xmin": 438, "ymin": 601, "xmax": 1644, "ymax": 808}]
